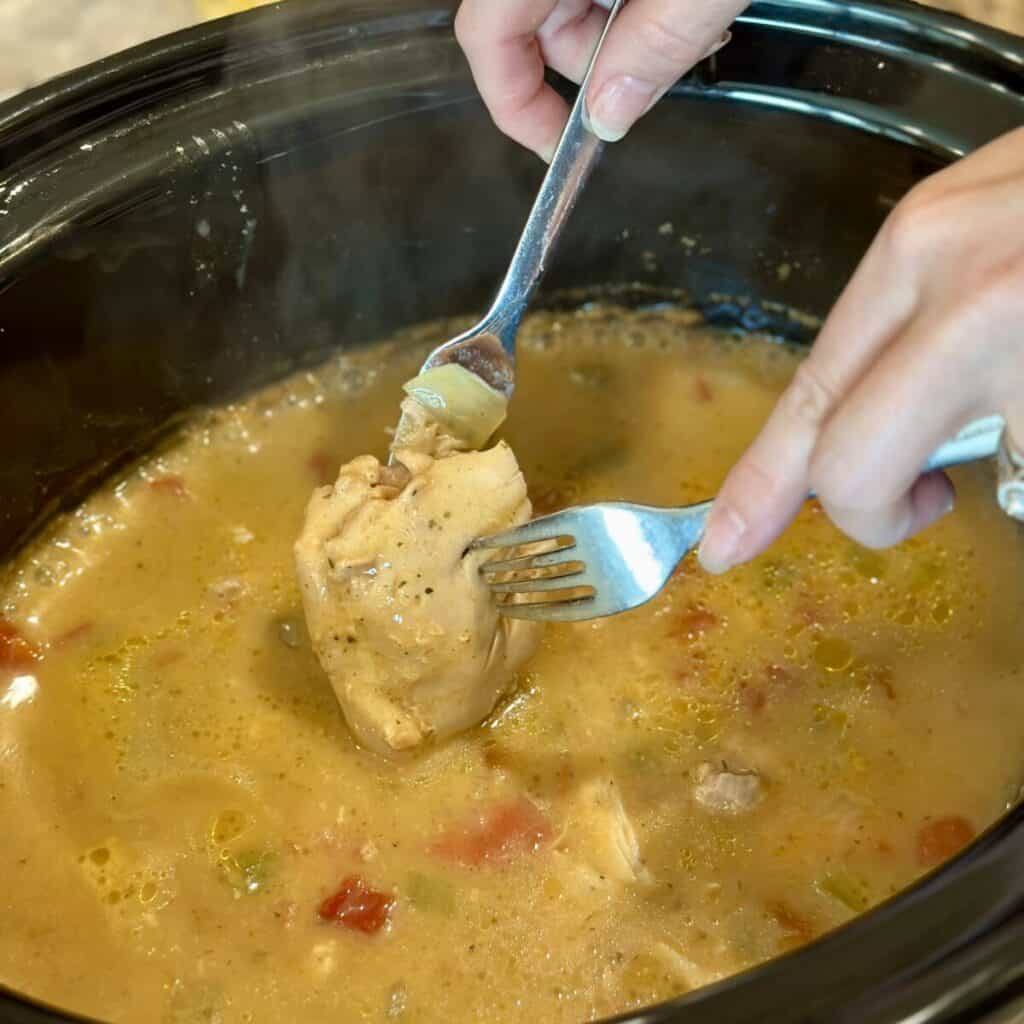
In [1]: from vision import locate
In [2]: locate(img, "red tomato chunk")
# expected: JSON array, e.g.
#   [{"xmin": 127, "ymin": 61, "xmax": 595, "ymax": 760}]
[
  {"xmin": 431, "ymin": 796, "xmax": 552, "ymax": 866},
  {"xmin": 317, "ymin": 875, "xmax": 393, "ymax": 935},
  {"xmin": 917, "ymin": 816, "xmax": 976, "ymax": 867},
  {"xmin": 0, "ymin": 620, "xmax": 40, "ymax": 669},
  {"xmin": 149, "ymin": 475, "xmax": 189, "ymax": 498},
  {"xmin": 765, "ymin": 900, "xmax": 817, "ymax": 950}
]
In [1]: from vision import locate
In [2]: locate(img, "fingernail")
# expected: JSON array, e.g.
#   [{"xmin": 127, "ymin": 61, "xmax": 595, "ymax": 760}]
[
  {"xmin": 701, "ymin": 29, "xmax": 732, "ymax": 61},
  {"xmin": 698, "ymin": 504, "xmax": 747, "ymax": 575},
  {"xmin": 586, "ymin": 75, "xmax": 658, "ymax": 143},
  {"xmin": 537, "ymin": 143, "xmax": 556, "ymax": 165}
]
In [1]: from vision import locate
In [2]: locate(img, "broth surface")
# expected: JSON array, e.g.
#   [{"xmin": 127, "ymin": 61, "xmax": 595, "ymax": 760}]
[{"xmin": 2, "ymin": 306, "xmax": 1023, "ymax": 1023}]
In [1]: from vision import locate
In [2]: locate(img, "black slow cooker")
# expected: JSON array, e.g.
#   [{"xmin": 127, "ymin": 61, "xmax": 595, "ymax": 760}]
[{"xmin": 1, "ymin": 1, "xmax": 1022, "ymax": 1021}]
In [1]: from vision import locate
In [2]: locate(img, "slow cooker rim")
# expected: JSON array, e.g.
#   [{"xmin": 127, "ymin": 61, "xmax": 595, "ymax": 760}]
[{"xmin": 0, "ymin": 0, "xmax": 1021, "ymax": 158}]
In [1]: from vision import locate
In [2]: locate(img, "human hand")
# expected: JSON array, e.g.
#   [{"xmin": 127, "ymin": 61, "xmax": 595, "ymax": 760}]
[
  {"xmin": 698, "ymin": 126, "xmax": 1024, "ymax": 574},
  {"xmin": 454, "ymin": 0, "xmax": 747, "ymax": 161}
]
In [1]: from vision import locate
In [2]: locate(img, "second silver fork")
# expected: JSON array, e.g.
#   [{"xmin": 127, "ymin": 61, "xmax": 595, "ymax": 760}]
[{"xmin": 476, "ymin": 415, "xmax": 1008, "ymax": 622}]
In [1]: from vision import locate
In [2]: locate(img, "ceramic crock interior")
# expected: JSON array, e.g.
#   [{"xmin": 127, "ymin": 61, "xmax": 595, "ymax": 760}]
[{"xmin": 0, "ymin": 2, "xmax": 1023, "ymax": 1022}]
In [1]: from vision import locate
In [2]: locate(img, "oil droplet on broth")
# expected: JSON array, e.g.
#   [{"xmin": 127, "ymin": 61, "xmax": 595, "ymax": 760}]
[{"xmin": 813, "ymin": 637, "xmax": 854, "ymax": 673}]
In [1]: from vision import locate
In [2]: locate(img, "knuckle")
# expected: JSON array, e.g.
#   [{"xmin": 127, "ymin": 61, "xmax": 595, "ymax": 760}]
[
  {"xmin": 633, "ymin": 13, "xmax": 701, "ymax": 68},
  {"xmin": 453, "ymin": 4, "xmax": 477, "ymax": 49},
  {"xmin": 778, "ymin": 361, "xmax": 837, "ymax": 431},
  {"xmin": 974, "ymin": 252, "xmax": 1024, "ymax": 313},
  {"xmin": 881, "ymin": 181, "xmax": 959, "ymax": 259},
  {"xmin": 732, "ymin": 453, "xmax": 780, "ymax": 506}
]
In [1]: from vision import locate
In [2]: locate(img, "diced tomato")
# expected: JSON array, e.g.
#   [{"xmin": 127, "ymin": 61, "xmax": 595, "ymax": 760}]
[
  {"xmin": 765, "ymin": 900, "xmax": 817, "ymax": 950},
  {"xmin": 917, "ymin": 816, "xmax": 976, "ymax": 867},
  {"xmin": 430, "ymin": 796, "xmax": 552, "ymax": 867},
  {"xmin": 0, "ymin": 620, "xmax": 40, "ymax": 669},
  {"xmin": 694, "ymin": 376, "xmax": 714, "ymax": 403},
  {"xmin": 317, "ymin": 875, "xmax": 394, "ymax": 934},
  {"xmin": 307, "ymin": 450, "xmax": 335, "ymax": 486},
  {"xmin": 149, "ymin": 475, "xmax": 189, "ymax": 499}
]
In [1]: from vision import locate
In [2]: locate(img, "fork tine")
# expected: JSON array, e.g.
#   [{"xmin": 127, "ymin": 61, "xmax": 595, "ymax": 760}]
[
  {"xmin": 482, "ymin": 559, "xmax": 585, "ymax": 585},
  {"xmin": 472, "ymin": 514, "xmax": 573, "ymax": 550},
  {"xmin": 496, "ymin": 594, "xmax": 598, "ymax": 622},
  {"xmin": 486, "ymin": 565, "xmax": 587, "ymax": 594},
  {"xmin": 481, "ymin": 546, "xmax": 578, "ymax": 575}
]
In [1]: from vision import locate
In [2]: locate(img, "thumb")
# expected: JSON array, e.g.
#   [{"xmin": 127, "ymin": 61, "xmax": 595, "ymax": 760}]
[{"xmin": 585, "ymin": 0, "xmax": 747, "ymax": 142}]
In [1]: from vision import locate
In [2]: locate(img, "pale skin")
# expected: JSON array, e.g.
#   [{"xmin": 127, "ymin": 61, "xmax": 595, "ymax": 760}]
[{"xmin": 455, "ymin": 0, "xmax": 1024, "ymax": 572}]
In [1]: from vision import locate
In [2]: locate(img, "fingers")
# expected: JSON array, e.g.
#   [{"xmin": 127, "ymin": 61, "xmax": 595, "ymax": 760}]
[
  {"xmin": 697, "ymin": 215, "xmax": 923, "ymax": 574},
  {"xmin": 807, "ymin": 311, "xmax": 979, "ymax": 516},
  {"xmin": 699, "ymin": 300, "xmax": 974, "ymax": 570},
  {"xmin": 456, "ymin": 0, "xmax": 748, "ymax": 157},
  {"xmin": 695, "ymin": 132, "xmax": 1024, "ymax": 573},
  {"xmin": 584, "ymin": 0, "xmax": 748, "ymax": 142},
  {"xmin": 699, "ymin": 202, "xmax": 1019, "ymax": 571},
  {"xmin": 456, "ymin": 0, "xmax": 569, "ymax": 160},
  {"xmin": 821, "ymin": 471, "xmax": 955, "ymax": 550},
  {"xmin": 697, "ymin": 313, "xmax": 965, "ymax": 569},
  {"xmin": 537, "ymin": 0, "xmax": 608, "ymax": 82}
]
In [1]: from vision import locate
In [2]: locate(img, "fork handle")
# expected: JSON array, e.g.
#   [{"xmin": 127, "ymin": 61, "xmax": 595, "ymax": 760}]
[{"xmin": 479, "ymin": 0, "xmax": 625, "ymax": 356}]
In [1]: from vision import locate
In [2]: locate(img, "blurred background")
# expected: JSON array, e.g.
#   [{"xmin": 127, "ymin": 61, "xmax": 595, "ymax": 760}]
[{"xmin": 0, "ymin": 0, "xmax": 1020, "ymax": 103}]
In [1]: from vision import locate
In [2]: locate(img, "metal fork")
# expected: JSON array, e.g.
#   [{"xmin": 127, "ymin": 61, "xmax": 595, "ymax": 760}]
[
  {"xmin": 391, "ymin": 0, "xmax": 623, "ymax": 448},
  {"xmin": 475, "ymin": 416, "xmax": 1006, "ymax": 622}
]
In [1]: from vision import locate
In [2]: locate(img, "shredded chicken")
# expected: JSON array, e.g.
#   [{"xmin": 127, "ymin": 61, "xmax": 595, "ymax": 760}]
[
  {"xmin": 693, "ymin": 762, "xmax": 763, "ymax": 814},
  {"xmin": 295, "ymin": 391, "xmax": 543, "ymax": 755},
  {"xmin": 650, "ymin": 942, "xmax": 725, "ymax": 991},
  {"xmin": 556, "ymin": 776, "xmax": 648, "ymax": 889}
]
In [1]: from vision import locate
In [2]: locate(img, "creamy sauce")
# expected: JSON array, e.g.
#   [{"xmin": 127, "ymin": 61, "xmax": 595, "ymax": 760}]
[{"xmin": 2, "ymin": 305, "xmax": 1023, "ymax": 1023}]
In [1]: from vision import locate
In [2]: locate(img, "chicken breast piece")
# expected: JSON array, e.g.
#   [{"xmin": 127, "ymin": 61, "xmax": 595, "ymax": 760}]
[
  {"xmin": 294, "ymin": 438, "xmax": 543, "ymax": 755},
  {"xmin": 556, "ymin": 776, "xmax": 649, "ymax": 890}
]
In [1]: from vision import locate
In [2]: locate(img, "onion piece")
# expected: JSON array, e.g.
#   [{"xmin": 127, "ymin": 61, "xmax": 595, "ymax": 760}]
[{"xmin": 402, "ymin": 364, "xmax": 508, "ymax": 450}]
